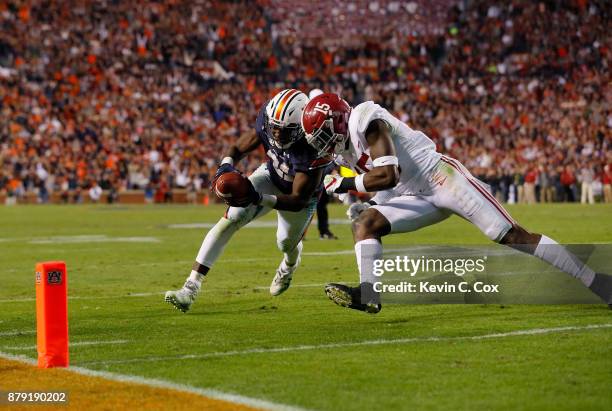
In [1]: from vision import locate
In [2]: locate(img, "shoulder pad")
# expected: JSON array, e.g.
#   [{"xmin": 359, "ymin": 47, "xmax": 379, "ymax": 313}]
[{"xmin": 351, "ymin": 101, "xmax": 389, "ymax": 135}]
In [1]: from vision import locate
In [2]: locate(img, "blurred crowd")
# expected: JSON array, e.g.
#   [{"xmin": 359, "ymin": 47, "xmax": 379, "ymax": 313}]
[{"xmin": 0, "ymin": 0, "xmax": 610, "ymax": 204}]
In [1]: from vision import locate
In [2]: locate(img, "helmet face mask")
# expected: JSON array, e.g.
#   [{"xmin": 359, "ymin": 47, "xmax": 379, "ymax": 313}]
[
  {"xmin": 301, "ymin": 93, "xmax": 352, "ymax": 156},
  {"xmin": 265, "ymin": 116, "xmax": 304, "ymax": 149},
  {"xmin": 305, "ymin": 119, "xmax": 348, "ymax": 156}
]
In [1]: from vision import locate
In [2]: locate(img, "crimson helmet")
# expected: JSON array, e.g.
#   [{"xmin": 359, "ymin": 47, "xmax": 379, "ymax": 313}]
[{"xmin": 301, "ymin": 93, "xmax": 351, "ymax": 155}]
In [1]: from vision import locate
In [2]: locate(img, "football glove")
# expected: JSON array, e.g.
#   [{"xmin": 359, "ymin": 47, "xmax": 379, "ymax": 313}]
[
  {"xmin": 211, "ymin": 162, "xmax": 237, "ymax": 190},
  {"xmin": 347, "ymin": 202, "xmax": 371, "ymax": 222},
  {"xmin": 323, "ymin": 174, "xmax": 344, "ymax": 195},
  {"xmin": 226, "ymin": 178, "xmax": 261, "ymax": 208}
]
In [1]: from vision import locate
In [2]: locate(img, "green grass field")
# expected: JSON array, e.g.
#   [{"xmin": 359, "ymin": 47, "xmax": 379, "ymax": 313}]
[{"xmin": 1, "ymin": 204, "xmax": 611, "ymax": 410}]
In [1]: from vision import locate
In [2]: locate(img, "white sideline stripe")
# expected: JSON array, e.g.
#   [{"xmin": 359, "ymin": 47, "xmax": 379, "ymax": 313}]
[
  {"xmin": 0, "ymin": 235, "xmax": 161, "ymax": 244},
  {"xmin": 303, "ymin": 250, "xmax": 355, "ymax": 256},
  {"xmin": 81, "ymin": 324, "xmax": 612, "ymax": 366},
  {"xmin": 30, "ymin": 235, "xmax": 160, "ymax": 244},
  {"xmin": 253, "ymin": 283, "xmax": 325, "ymax": 290},
  {"xmin": 3, "ymin": 340, "xmax": 129, "ymax": 351},
  {"xmin": 0, "ymin": 330, "xmax": 36, "ymax": 337},
  {"xmin": 0, "ymin": 284, "xmax": 329, "ymax": 303},
  {"xmin": 0, "ymin": 351, "xmax": 306, "ymax": 411}
]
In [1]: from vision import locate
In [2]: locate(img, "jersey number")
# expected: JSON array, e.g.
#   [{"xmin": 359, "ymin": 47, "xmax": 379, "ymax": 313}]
[{"xmin": 267, "ymin": 150, "xmax": 293, "ymax": 182}]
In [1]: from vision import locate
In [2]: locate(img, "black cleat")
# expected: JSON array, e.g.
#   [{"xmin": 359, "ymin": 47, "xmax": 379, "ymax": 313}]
[
  {"xmin": 588, "ymin": 273, "xmax": 612, "ymax": 306},
  {"xmin": 324, "ymin": 282, "xmax": 381, "ymax": 314},
  {"xmin": 319, "ymin": 231, "xmax": 338, "ymax": 240}
]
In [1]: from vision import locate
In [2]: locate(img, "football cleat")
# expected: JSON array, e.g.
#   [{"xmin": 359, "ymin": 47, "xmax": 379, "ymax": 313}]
[
  {"xmin": 324, "ymin": 282, "xmax": 381, "ymax": 314},
  {"xmin": 319, "ymin": 230, "xmax": 338, "ymax": 240},
  {"xmin": 164, "ymin": 280, "xmax": 200, "ymax": 313},
  {"xmin": 588, "ymin": 273, "xmax": 612, "ymax": 306},
  {"xmin": 270, "ymin": 257, "xmax": 300, "ymax": 296}
]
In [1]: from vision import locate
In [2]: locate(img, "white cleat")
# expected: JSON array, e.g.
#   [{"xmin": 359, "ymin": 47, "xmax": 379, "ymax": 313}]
[
  {"xmin": 164, "ymin": 280, "xmax": 200, "ymax": 313},
  {"xmin": 269, "ymin": 257, "xmax": 300, "ymax": 296}
]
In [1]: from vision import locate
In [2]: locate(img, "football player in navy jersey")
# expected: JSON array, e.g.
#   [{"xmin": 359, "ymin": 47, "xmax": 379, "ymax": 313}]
[{"xmin": 165, "ymin": 89, "xmax": 331, "ymax": 312}]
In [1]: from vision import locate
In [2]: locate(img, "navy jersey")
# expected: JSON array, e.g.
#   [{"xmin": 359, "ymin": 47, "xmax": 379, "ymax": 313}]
[{"xmin": 255, "ymin": 104, "xmax": 331, "ymax": 194}]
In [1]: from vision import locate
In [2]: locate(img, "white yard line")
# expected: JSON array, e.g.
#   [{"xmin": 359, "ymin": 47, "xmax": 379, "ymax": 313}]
[
  {"xmin": 3, "ymin": 340, "xmax": 129, "ymax": 351},
  {"xmin": 0, "ymin": 351, "xmax": 307, "ymax": 411},
  {"xmin": 303, "ymin": 250, "xmax": 355, "ymax": 256},
  {"xmin": 253, "ymin": 283, "xmax": 326, "ymax": 290},
  {"xmin": 80, "ymin": 323, "xmax": 612, "ymax": 366},
  {"xmin": 0, "ymin": 284, "xmax": 329, "ymax": 303},
  {"xmin": 0, "ymin": 293, "xmax": 166, "ymax": 303},
  {"xmin": 2, "ymin": 324, "xmax": 609, "ymax": 410},
  {"xmin": 0, "ymin": 235, "xmax": 161, "ymax": 244},
  {"xmin": 0, "ymin": 330, "xmax": 36, "ymax": 337}
]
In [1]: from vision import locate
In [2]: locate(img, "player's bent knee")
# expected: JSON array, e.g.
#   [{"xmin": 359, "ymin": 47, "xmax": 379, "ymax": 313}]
[
  {"xmin": 277, "ymin": 238, "xmax": 296, "ymax": 253},
  {"xmin": 499, "ymin": 225, "xmax": 539, "ymax": 245},
  {"xmin": 481, "ymin": 219, "xmax": 515, "ymax": 243},
  {"xmin": 353, "ymin": 209, "xmax": 390, "ymax": 241},
  {"xmin": 225, "ymin": 206, "xmax": 254, "ymax": 226}
]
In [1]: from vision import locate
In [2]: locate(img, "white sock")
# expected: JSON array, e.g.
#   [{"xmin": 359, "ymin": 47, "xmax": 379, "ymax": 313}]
[
  {"xmin": 355, "ymin": 239, "xmax": 383, "ymax": 284},
  {"xmin": 196, "ymin": 217, "xmax": 241, "ymax": 269},
  {"xmin": 188, "ymin": 271, "xmax": 204, "ymax": 287},
  {"xmin": 534, "ymin": 235, "xmax": 596, "ymax": 287},
  {"xmin": 284, "ymin": 241, "xmax": 303, "ymax": 267}
]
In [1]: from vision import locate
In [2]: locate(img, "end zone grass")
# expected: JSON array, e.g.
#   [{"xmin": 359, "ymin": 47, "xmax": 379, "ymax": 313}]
[
  {"xmin": 0, "ymin": 357, "xmax": 260, "ymax": 410},
  {"xmin": 1, "ymin": 204, "xmax": 611, "ymax": 410}
]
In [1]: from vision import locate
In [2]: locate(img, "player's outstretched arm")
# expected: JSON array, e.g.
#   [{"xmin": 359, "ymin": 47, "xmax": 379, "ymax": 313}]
[
  {"xmin": 225, "ymin": 130, "xmax": 261, "ymax": 163},
  {"xmin": 324, "ymin": 119, "xmax": 399, "ymax": 195},
  {"xmin": 212, "ymin": 130, "xmax": 261, "ymax": 186},
  {"xmin": 257, "ymin": 169, "xmax": 324, "ymax": 211}
]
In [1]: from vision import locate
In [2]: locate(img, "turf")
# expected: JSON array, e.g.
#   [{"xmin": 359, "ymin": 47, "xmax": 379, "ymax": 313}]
[{"xmin": 1, "ymin": 204, "xmax": 611, "ymax": 410}]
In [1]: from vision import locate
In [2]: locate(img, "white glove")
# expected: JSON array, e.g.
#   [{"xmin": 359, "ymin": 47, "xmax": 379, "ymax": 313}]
[
  {"xmin": 323, "ymin": 174, "xmax": 343, "ymax": 195},
  {"xmin": 347, "ymin": 202, "xmax": 371, "ymax": 222}
]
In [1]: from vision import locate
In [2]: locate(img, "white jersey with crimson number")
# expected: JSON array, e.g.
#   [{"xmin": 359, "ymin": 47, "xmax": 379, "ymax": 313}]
[
  {"xmin": 336, "ymin": 101, "xmax": 441, "ymax": 196},
  {"xmin": 337, "ymin": 101, "xmax": 516, "ymax": 242}
]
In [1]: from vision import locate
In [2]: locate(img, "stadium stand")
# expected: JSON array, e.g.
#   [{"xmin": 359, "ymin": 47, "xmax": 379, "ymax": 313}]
[{"xmin": 0, "ymin": 0, "xmax": 609, "ymax": 204}]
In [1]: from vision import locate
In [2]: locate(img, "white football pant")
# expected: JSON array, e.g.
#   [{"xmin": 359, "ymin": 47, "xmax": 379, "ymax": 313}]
[
  {"xmin": 372, "ymin": 156, "xmax": 514, "ymax": 242},
  {"xmin": 197, "ymin": 164, "xmax": 317, "ymax": 268}
]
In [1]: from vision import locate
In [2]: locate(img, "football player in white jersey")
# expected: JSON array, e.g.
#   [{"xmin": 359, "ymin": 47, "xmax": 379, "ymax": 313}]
[{"xmin": 301, "ymin": 93, "xmax": 611, "ymax": 313}]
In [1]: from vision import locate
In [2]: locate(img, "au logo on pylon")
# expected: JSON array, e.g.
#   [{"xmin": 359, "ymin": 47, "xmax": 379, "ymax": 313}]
[{"xmin": 35, "ymin": 261, "xmax": 69, "ymax": 368}]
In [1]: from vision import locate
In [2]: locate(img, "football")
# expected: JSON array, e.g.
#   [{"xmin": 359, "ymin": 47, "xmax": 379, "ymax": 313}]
[{"xmin": 213, "ymin": 172, "xmax": 251, "ymax": 205}]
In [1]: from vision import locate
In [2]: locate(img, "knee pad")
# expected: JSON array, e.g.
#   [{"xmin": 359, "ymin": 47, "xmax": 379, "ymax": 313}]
[
  {"xmin": 277, "ymin": 238, "xmax": 294, "ymax": 254},
  {"xmin": 448, "ymin": 183, "xmax": 483, "ymax": 217},
  {"xmin": 354, "ymin": 212, "xmax": 383, "ymax": 238},
  {"xmin": 225, "ymin": 205, "xmax": 257, "ymax": 226},
  {"xmin": 486, "ymin": 220, "xmax": 513, "ymax": 243},
  {"xmin": 277, "ymin": 237, "xmax": 304, "ymax": 254}
]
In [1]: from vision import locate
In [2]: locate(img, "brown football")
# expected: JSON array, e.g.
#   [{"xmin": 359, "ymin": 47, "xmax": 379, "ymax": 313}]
[{"xmin": 213, "ymin": 172, "xmax": 251, "ymax": 204}]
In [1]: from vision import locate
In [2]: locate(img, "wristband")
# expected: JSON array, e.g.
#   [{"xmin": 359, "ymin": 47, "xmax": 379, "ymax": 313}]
[
  {"xmin": 355, "ymin": 174, "xmax": 367, "ymax": 193},
  {"xmin": 260, "ymin": 194, "xmax": 277, "ymax": 208},
  {"xmin": 372, "ymin": 156, "xmax": 399, "ymax": 167},
  {"xmin": 221, "ymin": 157, "xmax": 234, "ymax": 165}
]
